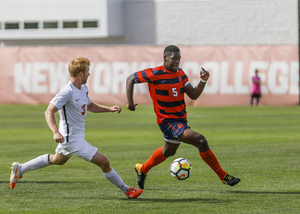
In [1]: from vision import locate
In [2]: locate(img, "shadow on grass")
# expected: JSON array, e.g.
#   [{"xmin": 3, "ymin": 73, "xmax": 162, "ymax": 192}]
[
  {"xmin": 119, "ymin": 197, "xmax": 228, "ymax": 203},
  {"xmin": 228, "ymin": 190, "xmax": 300, "ymax": 195},
  {"xmin": 0, "ymin": 180, "xmax": 89, "ymax": 184},
  {"xmin": 187, "ymin": 189, "xmax": 300, "ymax": 195}
]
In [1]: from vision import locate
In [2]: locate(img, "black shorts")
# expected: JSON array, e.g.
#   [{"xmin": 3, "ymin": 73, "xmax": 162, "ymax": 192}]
[
  {"xmin": 159, "ymin": 120, "xmax": 190, "ymax": 143},
  {"xmin": 251, "ymin": 93, "xmax": 261, "ymax": 98}
]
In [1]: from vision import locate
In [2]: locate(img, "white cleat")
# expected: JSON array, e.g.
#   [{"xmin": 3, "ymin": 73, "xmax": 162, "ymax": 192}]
[{"xmin": 10, "ymin": 162, "xmax": 22, "ymax": 189}]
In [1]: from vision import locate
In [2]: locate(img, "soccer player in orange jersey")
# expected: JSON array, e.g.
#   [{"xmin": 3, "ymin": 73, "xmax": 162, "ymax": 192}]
[{"xmin": 126, "ymin": 45, "xmax": 240, "ymax": 189}]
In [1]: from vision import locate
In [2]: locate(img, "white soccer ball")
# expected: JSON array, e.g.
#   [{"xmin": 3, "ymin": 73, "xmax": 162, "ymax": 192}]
[{"xmin": 170, "ymin": 158, "xmax": 192, "ymax": 180}]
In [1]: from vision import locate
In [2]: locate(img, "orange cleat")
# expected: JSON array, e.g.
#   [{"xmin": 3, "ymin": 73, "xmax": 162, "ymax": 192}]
[{"xmin": 125, "ymin": 187, "xmax": 143, "ymax": 198}]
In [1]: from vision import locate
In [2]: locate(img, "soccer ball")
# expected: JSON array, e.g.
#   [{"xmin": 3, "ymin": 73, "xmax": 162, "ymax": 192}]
[{"xmin": 170, "ymin": 158, "xmax": 192, "ymax": 180}]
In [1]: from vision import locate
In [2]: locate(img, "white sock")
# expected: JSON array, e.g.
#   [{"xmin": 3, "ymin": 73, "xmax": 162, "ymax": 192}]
[
  {"xmin": 103, "ymin": 168, "xmax": 130, "ymax": 193},
  {"xmin": 19, "ymin": 154, "xmax": 50, "ymax": 174}
]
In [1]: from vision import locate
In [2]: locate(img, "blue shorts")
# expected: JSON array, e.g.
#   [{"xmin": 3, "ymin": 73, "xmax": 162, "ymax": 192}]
[{"xmin": 159, "ymin": 120, "xmax": 190, "ymax": 144}]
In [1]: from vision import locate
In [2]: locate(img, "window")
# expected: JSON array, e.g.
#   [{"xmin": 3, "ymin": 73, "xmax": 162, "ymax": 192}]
[
  {"xmin": 3, "ymin": 19, "xmax": 100, "ymax": 31},
  {"xmin": 43, "ymin": 22, "xmax": 58, "ymax": 29},
  {"xmin": 83, "ymin": 21, "xmax": 98, "ymax": 28},
  {"xmin": 5, "ymin": 23, "xmax": 19, "ymax": 29},
  {"xmin": 24, "ymin": 22, "xmax": 38, "ymax": 29},
  {"xmin": 63, "ymin": 21, "xmax": 77, "ymax": 28}
]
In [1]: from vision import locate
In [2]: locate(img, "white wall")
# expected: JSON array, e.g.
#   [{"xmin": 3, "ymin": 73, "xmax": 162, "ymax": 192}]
[
  {"xmin": 0, "ymin": 0, "xmax": 298, "ymax": 46},
  {"xmin": 124, "ymin": 0, "xmax": 298, "ymax": 45}
]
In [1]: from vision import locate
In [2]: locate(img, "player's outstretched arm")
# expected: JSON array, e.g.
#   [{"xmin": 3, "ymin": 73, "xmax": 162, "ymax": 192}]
[
  {"xmin": 126, "ymin": 73, "xmax": 138, "ymax": 111},
  {"xmin": 185, "ymin": 67, "xmax": 210, "ymax": 100},
  {"xmin": 87, "ymin": 102, "xmax": 121, "ymax": 114}
]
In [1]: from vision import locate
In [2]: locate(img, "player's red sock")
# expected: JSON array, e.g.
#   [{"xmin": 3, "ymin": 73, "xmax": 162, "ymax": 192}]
[
  {"xmin": 142, "ymin": 147, "xmax": 167, "ymax": 174},
  {"xmin": 200, "ymin": 149, "xmax": 227, "ymax": 180}
]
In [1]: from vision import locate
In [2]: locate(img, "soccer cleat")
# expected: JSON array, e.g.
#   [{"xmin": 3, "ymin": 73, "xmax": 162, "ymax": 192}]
[
  {"xmin": 135, "ymin": 163, "xmax": 147, "ymax": 189},
  {"xmin": 222, "ymin": 174, "xmax": 240, "ymax": 186},
  {"xmin": 125, "ymin": 187, "xmax": 143, "ymax": 198},
  {"xmin": 10, "ymin": 162, "xmax": 23, "ymax": 189}
]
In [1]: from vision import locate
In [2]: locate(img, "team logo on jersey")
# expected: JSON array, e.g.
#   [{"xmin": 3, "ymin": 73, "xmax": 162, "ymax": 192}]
[
  {"xmin": 86, "ymin": 92, "xmax": 89, "ymax": 97},
  {"xmin": 178, "ymin": 76, "xmax": 182, "ymax": 82}
]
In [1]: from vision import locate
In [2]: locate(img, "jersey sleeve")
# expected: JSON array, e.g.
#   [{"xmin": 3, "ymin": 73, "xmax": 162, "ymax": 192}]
[
  {"xmin": 133, "ymin": 68, "xmax": 154, "ymax": 83},
  {"xmin": 180, "ymin": 70, "xmax": 190, "ymax": 87},
  {"xmin": 50, "ymin": 85, "xmax": 72, "ymax": 110}
]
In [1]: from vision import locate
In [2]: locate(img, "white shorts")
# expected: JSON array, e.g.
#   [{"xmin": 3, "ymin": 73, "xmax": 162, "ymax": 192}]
[{"xmin": 55, "ymin": 138, "xmax": 98, "ymax": 162}]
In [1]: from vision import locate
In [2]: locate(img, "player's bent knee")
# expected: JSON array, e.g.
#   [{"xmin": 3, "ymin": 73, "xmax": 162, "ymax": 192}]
[
  {"xmin": 92, "ymin": 154, "xmax": 111, "ymax": 171},
  {"xmin": 101, "ymin": 156, "xmax": 110, "ymax": 168},
  {"xmin": 196, "ymin": 135, "xmax": 209, "ymax": 151},
  {"xmin": 100, "ymin": 161, "xmax": 111, "ymax": 172},
  {"xmin": 199, "ymin": 135, "xmax": 207, "ymax": 145}
]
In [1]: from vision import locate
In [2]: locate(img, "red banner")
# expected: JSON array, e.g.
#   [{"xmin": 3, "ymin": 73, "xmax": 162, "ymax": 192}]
[{"xmin": 0, "ymin": 45, "xmax": 298, "ymax": 106}]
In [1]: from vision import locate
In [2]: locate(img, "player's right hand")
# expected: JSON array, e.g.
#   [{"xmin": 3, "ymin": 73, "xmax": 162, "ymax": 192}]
[
  {"xmin": 127, "ymin": 103, "xmax": 138, "ymax": 111},
  {"xmin": 53, "ymin": 131, "xmax": 64, "ymax": 143}
]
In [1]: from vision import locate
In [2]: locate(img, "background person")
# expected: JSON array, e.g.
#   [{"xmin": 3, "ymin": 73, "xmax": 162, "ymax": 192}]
[{"xmin": 250, "ymin": 69, "xmax": 261, "ymax": 106}]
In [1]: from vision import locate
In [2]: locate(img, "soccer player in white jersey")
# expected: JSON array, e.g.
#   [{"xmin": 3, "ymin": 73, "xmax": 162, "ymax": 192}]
[{"xmin": 10, "ymin": 57, "xmax": 142, "ymax": 199}]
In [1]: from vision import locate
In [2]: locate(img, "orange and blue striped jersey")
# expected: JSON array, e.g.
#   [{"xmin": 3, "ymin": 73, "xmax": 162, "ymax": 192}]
[{"xmin": 134, "ymin": 65, "xmax": 190, "ymax": 124}]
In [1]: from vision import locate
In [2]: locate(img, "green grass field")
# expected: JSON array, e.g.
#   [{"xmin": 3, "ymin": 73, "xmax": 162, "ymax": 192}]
[{"xmin": 0, "ymin": 104, "xmax": 300, "ymax": 213}]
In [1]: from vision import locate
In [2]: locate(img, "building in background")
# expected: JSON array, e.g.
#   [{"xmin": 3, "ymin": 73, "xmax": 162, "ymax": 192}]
[
  {"xmin": 0, "ymin": 0, "xmax": 298, "ymax": 106},
  {"xmin": 0, "ymin": 0, "xmax": 297, "ymax": 46}
]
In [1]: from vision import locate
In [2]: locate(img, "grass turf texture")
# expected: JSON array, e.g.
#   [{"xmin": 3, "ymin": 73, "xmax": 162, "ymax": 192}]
[{"xmin": 0, "ymin": 104, "xmax": 300, "ymax": 213}]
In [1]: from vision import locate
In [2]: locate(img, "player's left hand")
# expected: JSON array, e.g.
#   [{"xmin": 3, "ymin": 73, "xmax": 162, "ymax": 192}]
[
  {"xmin": 110, "ymin": 105, "xmax": 122, "ymax": 114},
  {"xmin": 200, "ymin": 67, "xmax": 210, "ymax": 81},
  {"xmin": 127, "ymin": 103, "xmax": 138, "ymax": 111}
]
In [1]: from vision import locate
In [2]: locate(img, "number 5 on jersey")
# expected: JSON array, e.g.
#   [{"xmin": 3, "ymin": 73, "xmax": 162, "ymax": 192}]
[{"xmin": 172, "ymin": 88, "xmax": 178, "ymax": 97}]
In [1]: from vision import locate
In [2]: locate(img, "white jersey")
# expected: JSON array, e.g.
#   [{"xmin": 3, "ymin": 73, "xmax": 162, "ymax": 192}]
[{"xmin": 50, "ymin": 81, "xmax": 91, "ymax": 142}]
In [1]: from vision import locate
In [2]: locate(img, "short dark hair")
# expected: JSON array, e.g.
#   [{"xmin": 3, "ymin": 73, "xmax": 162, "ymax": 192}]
[{"xmin": 164, "ymin": 45, "xmax": 180, "ymax": 55}]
